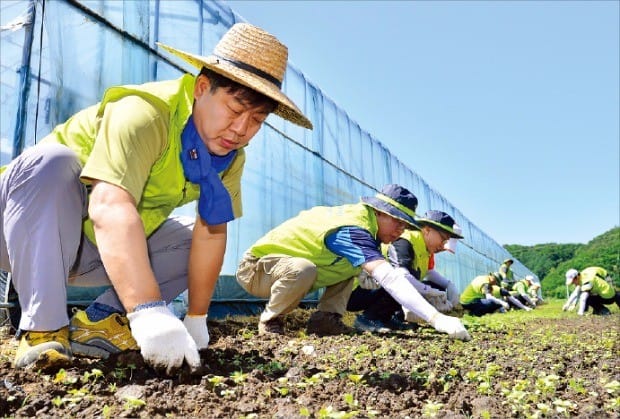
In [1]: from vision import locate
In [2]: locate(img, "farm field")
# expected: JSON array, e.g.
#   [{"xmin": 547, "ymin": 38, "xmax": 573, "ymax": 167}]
[{"xmin": 1, "ymin": 299, "xmax": 619, "ymax": 418}]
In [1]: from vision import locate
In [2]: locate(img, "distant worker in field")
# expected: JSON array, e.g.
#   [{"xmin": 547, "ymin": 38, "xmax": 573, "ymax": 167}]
[
  {"xmin": 510, "ymin": 275, "xmax": 537, "ymax": 308},
  {"xmin": 527, "ymin": 280, "xmax": 544, "ymax": 305},
  {"xmin": 491, "ymin": 279, "xmax": 532, "ymax": 311},
  {"xmin": 0, "ymin": 23, "xmax": 313, "ymax": 372},
  {"xmin": 498, "ymin": 258, "xmax": 515, "ymax": 288},
  {"xmin": 347, "ymin": 210, "xmax": 463, "ymax": 333},
  {"xmin": 236, "ymin": 184, "xmax": 471, "ymax": 341},
  {"xmin": 460, "ymin": 272, "xmax": 511, "ymax": 316},
  {"xmin": 563, "ymin": 267, "xmax": 620, "ymax": 315}
]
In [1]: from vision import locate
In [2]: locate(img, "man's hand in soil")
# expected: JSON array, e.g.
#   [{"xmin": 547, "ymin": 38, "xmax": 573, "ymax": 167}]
[
  {"xmin": 128, "ymin": 305, "xmax": 201, "ymax": 374},
  {"xmin": 184, "ymin": 314, "xmax": 210, "ymax": 349},
  {"xmin": 429, "ymin": 312, "xmax": 471, "ymax": 341}
]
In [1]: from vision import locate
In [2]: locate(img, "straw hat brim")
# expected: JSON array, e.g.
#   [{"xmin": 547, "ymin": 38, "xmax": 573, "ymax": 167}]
[{"xmin": 158, "ymin": 42, "xmax": 312, "ymax": 130}]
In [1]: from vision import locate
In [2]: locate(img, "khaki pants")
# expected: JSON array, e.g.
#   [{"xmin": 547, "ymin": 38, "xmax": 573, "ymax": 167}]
[{"xmin": 236, "ymin": 251, "xmax": 354, "ymax": 322}]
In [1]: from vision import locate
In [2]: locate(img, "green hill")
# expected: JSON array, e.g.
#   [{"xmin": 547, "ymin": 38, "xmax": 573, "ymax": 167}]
[{"xmin": 505, "ymin": 226, "xmax": 620, "ymax": 298}]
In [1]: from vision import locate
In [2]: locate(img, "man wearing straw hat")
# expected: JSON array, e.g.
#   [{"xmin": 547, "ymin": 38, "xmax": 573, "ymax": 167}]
[
  {"xmin": 0, "ymin": 23, "xmax": 311, "ymax": 372},
  {"xmin": 236, "ymin": 184, "xmax": 471, "ymax": 341}
]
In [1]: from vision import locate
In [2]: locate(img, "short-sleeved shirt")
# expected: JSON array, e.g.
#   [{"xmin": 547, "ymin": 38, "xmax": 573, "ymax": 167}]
[
  {"xmin": 324, "ymin": 226, "xmax": 385, "ymax": 267},
  {"xmin": 80, "ymin": 97, "xmax": 168, "ymax": 204}
]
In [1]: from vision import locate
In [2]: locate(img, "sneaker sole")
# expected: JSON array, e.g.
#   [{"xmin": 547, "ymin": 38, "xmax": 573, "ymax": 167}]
[
  {"xmin": 17, "ymin": 348, "xmax": 73, "ymax": 371},
  {"xmin": 354, "ymin": 327, "xmax": 391, "ymax": 334},
  {"xmin": 70, "ymin": 339, "xmax": 121, "ymax": 359},
  {"xmin": 353, "ymin": 323, "xmax": 391, "ymax": 334}
]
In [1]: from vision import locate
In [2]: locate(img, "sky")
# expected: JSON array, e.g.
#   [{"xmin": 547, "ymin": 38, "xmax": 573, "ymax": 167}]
[{"xmin": 227, "ymin": 0, "xmax": 620, "ymax": 246}]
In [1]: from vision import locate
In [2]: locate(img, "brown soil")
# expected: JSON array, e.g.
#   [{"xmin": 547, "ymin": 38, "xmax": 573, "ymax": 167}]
[{"xmin": 1, "ymin": 301, "xmax": 619, "ymax": 418}]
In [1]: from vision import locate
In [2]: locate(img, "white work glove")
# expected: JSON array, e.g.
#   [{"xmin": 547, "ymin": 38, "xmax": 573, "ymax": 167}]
[
  {"xmin": 183, "ymin": 314, "xmax": 210, "ymax": 350},
  {"xmin": 426, "ymin": 293, "xmax": 454, "ymax": 313},
  {"xmin": 402, "ymin": 307, "xmax": 425, "ymax": 323},
  {"xmin": 429, "ymin": 313, "xmax": 471, "ymax": 341},
  {"xmin": 357, "ymin": 270, "xmax": 381, "ymax": 290},
  {"xmin": 127, "ymin": 305, "xmax": 201, "ymax": 374},
  {"xmin": 446, "ymin": 282, "xmax": 460, "ymax": 307},
  {"xmin": 501, "ymin": 301, "xmax": 510, "ymax": 310},
  {"xmin": 421, "ymin": 287, "xmax": 447, "ymax": 298},
  {"xmin": 562, "ymin": 301, "xmax": 575, "ymax": 311}
]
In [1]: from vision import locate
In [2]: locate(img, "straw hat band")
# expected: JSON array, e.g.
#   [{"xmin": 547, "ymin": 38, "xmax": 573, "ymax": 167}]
[
  {"xmin": 376, "ymin": 193, "xmax": 416, "ymax": 218},
  {"xmin": 157, "ymin": 23, "xmax": 313, "ymax": 129},
  {"xmin": 213, "ymin": 54, "xmax": 282, "ymax": 88}
]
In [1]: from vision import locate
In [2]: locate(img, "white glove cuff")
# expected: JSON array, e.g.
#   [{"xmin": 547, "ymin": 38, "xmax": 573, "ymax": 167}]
[
  {"xmin": 127, "ymin": 304, "xmax": 173, "ymax": 322},
  {"xmin": 183, "ymin": 314, "xmax": 209, "ymax": 349},
  {"xmin": 425, "ymin": 269, "xmax": 449, "ymax": 289}
]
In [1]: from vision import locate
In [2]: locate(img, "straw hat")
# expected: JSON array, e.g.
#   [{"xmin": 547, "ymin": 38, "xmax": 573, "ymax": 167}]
[{"xmin": 157, "ymin": 23, "xmax": 312, "ymax": 129}]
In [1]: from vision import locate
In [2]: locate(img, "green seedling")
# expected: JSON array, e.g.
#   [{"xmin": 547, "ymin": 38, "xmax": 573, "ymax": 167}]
[
  {"xmin": 347, "ymin": 374, "xmax": 365, "ymax": 385},
  {"xmin": 82, "ymin": 368, "xmax": 104, "ymax": 384},
  {"xmin": 122, "ymin": 395, "xmax": 146, "ymax": 410},
  {"xmin": 604, "ymin": 380, "xmax": 620, "ymax": 395},
  {"xmin": 102, "ymin": 404, "xmax": 112, "ymax": 418},
  {"xmin": 53, "ymin": 368, "xmax": 78, "ymax": 385},
  {"xmin": 422, "ymin": 400, "xmax": 444, "ymax": 417},
  {"xmin": 343, "ymin": 392, "xmax": 358, "ymax": 409},
  {"xmin": 231, "ymin": 370, "xmax": 248, "ymax": 384}
]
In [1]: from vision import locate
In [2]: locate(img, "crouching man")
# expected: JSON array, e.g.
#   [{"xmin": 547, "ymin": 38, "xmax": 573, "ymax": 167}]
[{"xmin": 236, "ymin": 185, "xmax": 470, "ymax": 341}]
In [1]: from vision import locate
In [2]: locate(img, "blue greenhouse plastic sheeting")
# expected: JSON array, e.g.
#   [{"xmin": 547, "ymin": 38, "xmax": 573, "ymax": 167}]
[{"xmin": 0, "ymin": 0, "xmax": 536, "ymax": 316}]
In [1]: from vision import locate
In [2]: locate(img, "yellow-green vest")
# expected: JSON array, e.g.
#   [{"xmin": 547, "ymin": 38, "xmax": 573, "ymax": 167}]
[
  {"xmin": 40, "ymin": 75, "xmax": 243, "ymax": 243},
  {"xmin": 398, "ymin": 229, "xmax": 430, "ymax": 280},
  {"xmin": 250, "ymin": 203, "xmax": 377, "ymax": 290},
  {"xmin": 512, "ymin": 279, "xmax": 528, "ymax": 295},
  {"xmin": 460, "ymin": 275, "xmax": 492, "ymax": 304},
  {"xmin": 580, "ymin": 267, "xmax": 614, "ymax": 299}
]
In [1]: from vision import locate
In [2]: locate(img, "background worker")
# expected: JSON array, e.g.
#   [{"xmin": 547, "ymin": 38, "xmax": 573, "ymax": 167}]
[
  {"xmin": 563, "ymin": 267, "xmax": 619, "ymax": 315},
  {"xmin": 460, "ymin": 272, "xmax": 510, "ymax": 316},
  {"xmin": 528, "ymin": 280, "xmax": 544, "ymax": 305},
  {"xmin": 491, "ymin": 280, "xmax": 532, "ymax": 312},
  {"xmin": 347, "ymin": 210, "xmax": 463, "ymax": 332},
  {"xmin": 0, "ymin": 23, "xmax": 312, "ymax": 372},
  {"xmin": 236, "ymin": 184, "xmax": 471, "ymax": 341},
  {"xmin": 498, "ymin": 258, "xmax": 515, "ymax": 288},
  {"xmin": 511, "ymin": 275, "xmax": 537, "ymax": 308}
]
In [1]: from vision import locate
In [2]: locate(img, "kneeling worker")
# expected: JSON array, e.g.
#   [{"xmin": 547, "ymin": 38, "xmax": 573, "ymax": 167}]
[{"xmin": 236, "ymin": 184, "xmax": 470, "ymax": 340}]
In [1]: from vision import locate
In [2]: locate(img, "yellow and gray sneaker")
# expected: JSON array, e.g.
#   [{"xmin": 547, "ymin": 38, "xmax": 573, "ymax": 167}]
[
  {"xmin": 14, "ymin": 326, "xmax": 73, "ymax": 370},
  {"xmin": 69, "ymin": 310, "xmax": 138, "ymax": 359}
]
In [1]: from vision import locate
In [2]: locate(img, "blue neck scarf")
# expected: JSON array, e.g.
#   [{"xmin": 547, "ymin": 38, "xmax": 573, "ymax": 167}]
[{"xmin": 180, "ymin": 117, "xmax": 236, "ymax": 225}]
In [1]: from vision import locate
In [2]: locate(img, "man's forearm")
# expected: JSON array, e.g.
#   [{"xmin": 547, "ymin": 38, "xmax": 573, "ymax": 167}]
[
  {"xmin": 93, "ymin": 204, "xmax": 161, "ymax": 311},
  {"xmin": 187, "ymin": 219, "xmax": 227, "ymax": 315}
]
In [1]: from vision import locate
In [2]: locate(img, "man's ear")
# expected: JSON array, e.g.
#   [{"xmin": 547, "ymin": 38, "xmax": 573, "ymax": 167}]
[{"xmin": 194, "ymin": 74, "xmax": 212, "ymax": 98}]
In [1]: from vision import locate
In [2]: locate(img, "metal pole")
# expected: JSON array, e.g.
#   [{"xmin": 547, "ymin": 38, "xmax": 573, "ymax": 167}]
[{"xmin": 11, "ymin": 0, "xmax": 37, "ymax": 158}]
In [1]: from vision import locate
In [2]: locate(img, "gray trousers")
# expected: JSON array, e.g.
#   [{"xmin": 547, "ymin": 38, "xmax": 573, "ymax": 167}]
[{"xmin": 1, "ymin": 143, "xmax": 193, "ymax": 332}]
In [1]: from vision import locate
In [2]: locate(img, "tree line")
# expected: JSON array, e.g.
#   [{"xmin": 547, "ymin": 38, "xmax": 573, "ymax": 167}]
[{"xmin": 504, "ymin": 227, "xmax": 620, "ymax": 298}]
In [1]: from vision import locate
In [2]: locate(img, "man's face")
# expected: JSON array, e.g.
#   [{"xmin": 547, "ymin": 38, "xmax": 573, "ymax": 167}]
[
  {"xmin": 423, "ymin": 226, "xmax": 450, "ymax": 254},
  {"xmin": 192, "ymin": 76, "xmax": 271, "ymax": 156},
  {"xmin": 376, "ymin": 212, "xmax": 408, "ymax": 244}
]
